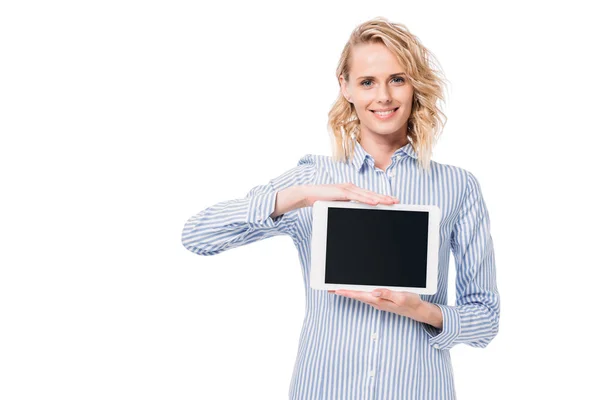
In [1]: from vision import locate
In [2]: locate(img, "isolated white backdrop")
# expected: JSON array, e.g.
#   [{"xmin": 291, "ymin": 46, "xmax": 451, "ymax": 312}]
[{"xmin": 1, "ymin": 1, "xmax": 598, "ymax": 399}]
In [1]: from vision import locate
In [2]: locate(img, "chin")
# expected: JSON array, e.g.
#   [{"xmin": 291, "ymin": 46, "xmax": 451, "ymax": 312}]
[{"xmin": 368, "ymin": 125, "xmax": 405, "ymax": 135}]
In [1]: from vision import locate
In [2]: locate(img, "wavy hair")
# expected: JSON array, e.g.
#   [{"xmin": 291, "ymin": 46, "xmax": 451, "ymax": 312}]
[{"xmin": 327, "ymin": 17, "xmax": 448, "ymax": 173}]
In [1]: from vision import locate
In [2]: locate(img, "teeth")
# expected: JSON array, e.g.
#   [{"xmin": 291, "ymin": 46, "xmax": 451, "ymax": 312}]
[{"xmin": 375, "ymin": 109, "xmax": 394, "ymax": 115}]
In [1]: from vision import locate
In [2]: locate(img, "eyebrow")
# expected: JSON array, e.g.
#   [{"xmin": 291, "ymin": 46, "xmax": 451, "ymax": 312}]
[{"xmin": 356, "ymin": 72, "xmax": 406, "ymax": 81}]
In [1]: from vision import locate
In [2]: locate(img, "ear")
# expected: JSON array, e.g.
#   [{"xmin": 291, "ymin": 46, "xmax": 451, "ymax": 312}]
[{"xmin": 339, "ymin": 75, "xmax": 352, "ymax": 103}]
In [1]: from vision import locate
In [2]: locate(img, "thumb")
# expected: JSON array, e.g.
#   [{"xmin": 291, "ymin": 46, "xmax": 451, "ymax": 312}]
[{"xmin": 372, "ymin": 289, "xmax": 392, "ymax": 299}]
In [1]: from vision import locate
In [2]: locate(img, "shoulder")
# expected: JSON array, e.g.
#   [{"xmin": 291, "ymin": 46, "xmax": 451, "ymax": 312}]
[
  {"xmin": 297, "ymin": 153, "xmax": 331, "ymax": 168},
  {"xmin": 432, "ymin": 161, "xmax": 489, "ymax": 212},
  {"xmin": 296, "ymin": 153, "xmax": 341, "ymax": 174},
  {"xmin": 269, "ymin": 153, "xmax": 321, "ymax": 190},
  {"xmin": 294, "ymin": 154, "xmax": 319, "ymax": 175},
  {"xmin": 429, "ymin": 159, "xmax": 480, "ymax": 192},
  {"xmin": 299, "ymin": 153, "xmax": 352, "ymax": 171}
]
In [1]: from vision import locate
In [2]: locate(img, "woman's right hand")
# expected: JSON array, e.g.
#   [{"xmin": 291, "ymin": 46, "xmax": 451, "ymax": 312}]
[
  {"xmin": 271, "ymin": 183, "xmax": 399, "ymax": 220},
  {"xmin": 301, "ymin": 183, "xmax": 399, "ymax": 207}
]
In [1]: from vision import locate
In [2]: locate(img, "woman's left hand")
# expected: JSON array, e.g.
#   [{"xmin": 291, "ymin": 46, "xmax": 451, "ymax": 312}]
[{"xmin": 328, "ymin": 288, "xmax": 424, "ymax": 320}]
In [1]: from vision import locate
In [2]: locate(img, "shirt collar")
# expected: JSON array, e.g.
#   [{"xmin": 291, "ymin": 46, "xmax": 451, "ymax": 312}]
[{"xmin": 350, "ymin": 139, "xmax": 418, "ymax": 171}]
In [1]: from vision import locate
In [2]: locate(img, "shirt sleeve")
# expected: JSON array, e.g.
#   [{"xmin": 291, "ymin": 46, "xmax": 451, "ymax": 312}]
[
  {"xmin": 181, "ymin": 154, "xmax": 317, "ymax": 256},
  {"xmin": 422, "ymin": 171, "xmax": 501, "ymax": 350}
]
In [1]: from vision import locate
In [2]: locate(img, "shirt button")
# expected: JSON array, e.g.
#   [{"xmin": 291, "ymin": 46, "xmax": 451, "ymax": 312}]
[
  {"xmin": 371, "ymin": 332, "xmax": 378, "ymax": 341},
  {"xmin": 369, "ymin": 370, "xmax": 375, "ymax": 377},
  {"xmin": 433, "ymin": 344, "xmax": 440, "ymax": 349},
  {"xmin": 389, "ymin": 171, "xmax": 396, "ymax": 178}
]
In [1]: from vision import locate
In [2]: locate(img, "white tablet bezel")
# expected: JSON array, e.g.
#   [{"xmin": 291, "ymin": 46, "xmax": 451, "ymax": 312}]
[{"xmin": 310, "ymin": 200, "xmax": 440, "ymax": 295}]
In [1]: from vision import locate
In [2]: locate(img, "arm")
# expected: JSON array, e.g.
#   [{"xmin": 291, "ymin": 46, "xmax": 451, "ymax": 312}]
[
  {"xmin": 181, "ymin": 154, "xmax": 316, "ymax": 256},
  {"xmin": 412, "ymin": 301, "xmax": 443, "ymax": 330},
  {"xmin": 422, "ymin": 171, "xmax": 501, "ymax": 350}
]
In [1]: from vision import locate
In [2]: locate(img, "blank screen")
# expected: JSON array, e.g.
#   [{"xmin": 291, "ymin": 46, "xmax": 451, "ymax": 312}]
[{"xmin": 324, "ymin": 207, "xmax": 429, "ymax": 288}]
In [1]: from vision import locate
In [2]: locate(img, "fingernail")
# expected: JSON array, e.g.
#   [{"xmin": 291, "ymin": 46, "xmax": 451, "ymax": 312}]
[{"xmin": 372, "ymin": 291, "xmax": 382, "ymax": 297}]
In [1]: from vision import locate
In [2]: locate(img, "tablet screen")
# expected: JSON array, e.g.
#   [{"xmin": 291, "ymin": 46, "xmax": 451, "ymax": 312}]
[{"xmin": 324, "ymin": 207, "xmax": 429, "ymax": 288}]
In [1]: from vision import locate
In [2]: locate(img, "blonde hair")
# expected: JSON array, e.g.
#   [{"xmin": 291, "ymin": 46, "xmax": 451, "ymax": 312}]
[{"xmin": 328, "ymin": 17, "xmax": 448, "ymax": 173}]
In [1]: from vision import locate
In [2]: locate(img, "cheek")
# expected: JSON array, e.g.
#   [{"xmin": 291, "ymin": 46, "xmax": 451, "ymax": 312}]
[
  {"xmin": 353, "ymin": 99, "xmax": 374, "ymax": 114},
  {"xmin": 353, "ymin": 91, "xmax": 374, "ymax": 104},
  {"xmin": 389, "ymin": 85, "xmax": 412, "ymax": 100},
  {"xmin": 402, "ymin": 89, "xmax": 415, "ymax": 104},
  {"xmin": 355, "ymin": 107, "xmax": 372, "ymax": 120}
]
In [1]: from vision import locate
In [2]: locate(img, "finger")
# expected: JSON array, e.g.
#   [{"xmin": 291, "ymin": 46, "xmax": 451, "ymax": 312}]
[
  {"xmin": 357, "ymin": 187, "xmax": 399, "ymax": 203},
  {"xmin": 344, "ymin": 186, "xmax": 397, "ymax": 205},
  {"xmin": 336, "ymin": 290, "xmax": 377, "ymax": 302},
  {"xmin": 343, "ymin": 187, "xmax": 380, "ymax": 204},
  {"xmin": 336, "ymin": 290, "xmax": 394, "ymax": 310},
  {"xmin": 373, "ymin": 289, "xmax": 390, "ymax": 299},
  {"xmin": 342, "ymin": 183, "xmax": 393, "ymax": 202}
]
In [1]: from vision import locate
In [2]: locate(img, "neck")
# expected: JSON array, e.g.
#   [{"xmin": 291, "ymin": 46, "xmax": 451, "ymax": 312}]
[{"xmin": 358, "ymin": 131, "xmax": 409, "ymax": 170}]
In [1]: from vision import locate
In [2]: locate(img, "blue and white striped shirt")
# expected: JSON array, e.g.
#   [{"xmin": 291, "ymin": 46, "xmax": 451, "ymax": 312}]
[{"xmin": 181, "ymin": 139, "xmax": 500, "ymax": 400}]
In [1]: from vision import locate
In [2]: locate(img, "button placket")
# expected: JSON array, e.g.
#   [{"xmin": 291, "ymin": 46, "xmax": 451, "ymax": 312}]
[
  {"xmin": 367, "ymin": 323, "xmax": 379, "ymax": 383},
  {"xmin": 378, "ymin": 161, "xmax": 395, "ymax": 198},
  {"xmin": 386, "ymin": 155, "xmax": 404, "ymax": 180},
  {"xmin": 366, "ymin": 310, "xmax": 383, "ymax": 399}
]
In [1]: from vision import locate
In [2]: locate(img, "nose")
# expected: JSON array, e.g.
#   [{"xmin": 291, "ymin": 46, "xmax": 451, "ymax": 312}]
[{"xmin": 376, "ymin": 84, "xmax": 392, "ymax": 104}]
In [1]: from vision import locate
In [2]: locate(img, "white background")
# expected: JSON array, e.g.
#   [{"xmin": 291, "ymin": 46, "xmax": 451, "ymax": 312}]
[{"xmin": 1, "ymin": 1, "xmax": 598, "ymax": 399}]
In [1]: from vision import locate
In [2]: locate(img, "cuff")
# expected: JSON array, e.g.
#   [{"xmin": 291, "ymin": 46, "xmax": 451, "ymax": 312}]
[
  {"xmin": 246, "ymin": 191, "xmax": 286, "ymax": 229},
  {"xmin": 422, "ymin": 304, "xmax": 461, "ymax": 350}
]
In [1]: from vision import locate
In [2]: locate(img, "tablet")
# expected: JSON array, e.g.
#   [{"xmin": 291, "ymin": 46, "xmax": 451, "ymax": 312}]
[{"xmin": 310, "ymin": 200, "xmax": 440, "ymax": 295}]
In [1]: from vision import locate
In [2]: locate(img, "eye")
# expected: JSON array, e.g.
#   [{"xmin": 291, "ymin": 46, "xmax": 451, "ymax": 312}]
[{"xmin": 360, "ymin": 77, "xmax": 405, "ymax": 87}]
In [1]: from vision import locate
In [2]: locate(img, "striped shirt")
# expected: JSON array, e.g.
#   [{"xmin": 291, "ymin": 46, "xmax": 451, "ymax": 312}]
[{"xmin": 181, "ymin": 139, "xmax": 500, "ymax": 400}]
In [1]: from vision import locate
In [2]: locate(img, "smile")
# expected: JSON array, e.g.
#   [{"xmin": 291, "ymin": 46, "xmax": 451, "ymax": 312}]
[{"xmin": 370, "ymin": 107, "xmax": 399, "ymax": 120}]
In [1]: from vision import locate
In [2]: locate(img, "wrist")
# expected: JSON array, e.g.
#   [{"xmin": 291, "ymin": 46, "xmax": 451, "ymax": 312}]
[
  {"xmin": 286, "ymin": 185, "xmax": 308, "ymax": 209},
  {"xmin": 413, "ymin": 301, "xmax": 443, "ymax": 330},
  {"xmin": 274, "ymin": 186, "xmax": 307, "ymax": 218}
]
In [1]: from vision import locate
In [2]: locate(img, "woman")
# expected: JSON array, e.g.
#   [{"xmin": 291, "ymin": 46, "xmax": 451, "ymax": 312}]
[{"xmin": 182, "ymin": 17, "xmax": 500, "ymax": 400}]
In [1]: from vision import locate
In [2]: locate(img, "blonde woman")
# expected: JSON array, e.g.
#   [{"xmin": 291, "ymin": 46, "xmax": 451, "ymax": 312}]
[{"xmin": 182, "ymin": 17, "xmax": 500, "ymax": 400}]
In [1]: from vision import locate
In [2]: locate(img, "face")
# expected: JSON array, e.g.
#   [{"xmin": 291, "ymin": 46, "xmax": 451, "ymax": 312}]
[{"xmin": 340, "ymin": 42, "xmax": 414, "ymax": 140}]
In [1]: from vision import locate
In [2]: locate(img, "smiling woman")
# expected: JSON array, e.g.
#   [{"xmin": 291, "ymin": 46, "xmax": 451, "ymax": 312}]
[
  {"xmin": 182, "ymin": 15, "xmax": 499, "ymax": 400},
  {"xmin": 329, "ymin": 18, "xmax": 448, "ymax": 173},
  {"xmin": 341, "ymin": 48, "xmax": 414, "ymax": 136}
]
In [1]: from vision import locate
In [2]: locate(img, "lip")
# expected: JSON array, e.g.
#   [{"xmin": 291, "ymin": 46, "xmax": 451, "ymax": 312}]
[{"xmin": 370, "ymin": 107, "xmax": 399, "ymax": 120}]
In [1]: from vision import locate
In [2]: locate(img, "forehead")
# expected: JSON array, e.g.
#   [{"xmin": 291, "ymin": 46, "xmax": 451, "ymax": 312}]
[{"xmin": 350, "ymin": 42, "xmax": 405, "ymax": 77}]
